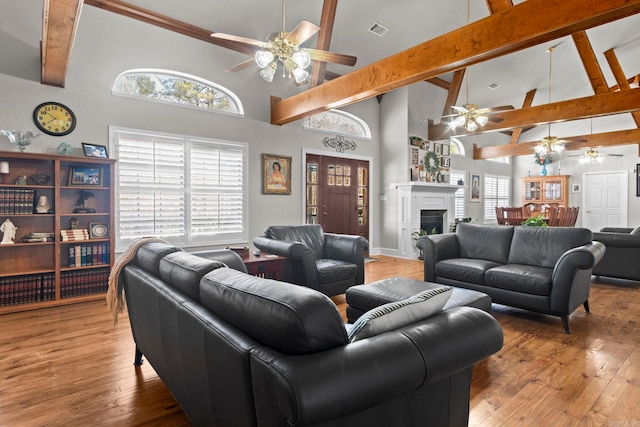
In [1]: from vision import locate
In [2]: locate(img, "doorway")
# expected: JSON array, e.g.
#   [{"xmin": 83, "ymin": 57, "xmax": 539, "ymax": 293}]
[
  {"xmin": 305, "ymin": 153, "xmax": 369, "ymax": 242},
  {"xmin": 583, "ymin": 171, "xmax": 628, "ymax": 231}
]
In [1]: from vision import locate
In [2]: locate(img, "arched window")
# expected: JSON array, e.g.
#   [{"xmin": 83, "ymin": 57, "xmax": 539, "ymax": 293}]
[
  {"xmin": 303, "ymin": 110, "xmax": 371, "ymax": 139},
  {"xmin": 449, "ymin": 138, "xmax": 466, "ymax": 156},
  {"xmin": 112, "ymin": 69, "xmax": 244, "ymax": 116}
]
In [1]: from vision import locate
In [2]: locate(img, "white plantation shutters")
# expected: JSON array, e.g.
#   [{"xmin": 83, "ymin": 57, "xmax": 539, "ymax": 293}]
[
  {"xmin": 449, "ymin": 170, "xmax": 466, "ymax": 220},
  {"xmin": 484, "ymin": 174, "xmax": 510, "ymax": 222},
  {"xmin": 113, "ymin": 129, "xmax": 247, "ymax": 250}
]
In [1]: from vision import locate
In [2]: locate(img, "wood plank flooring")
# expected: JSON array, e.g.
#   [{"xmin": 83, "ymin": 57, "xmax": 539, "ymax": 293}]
[{"xmin": 1, "ymin": 256, "xmax": 639, "ymax": 426}]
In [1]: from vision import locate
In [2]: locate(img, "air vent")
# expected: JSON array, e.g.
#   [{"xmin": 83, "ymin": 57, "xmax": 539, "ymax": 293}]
[
  {"xmin": 368, "ymin": 22, "xmax": 389, "ymax": 37},
  {"xmin": 488, "ymin": 82, "xmax": 501, "ymax": 89}
]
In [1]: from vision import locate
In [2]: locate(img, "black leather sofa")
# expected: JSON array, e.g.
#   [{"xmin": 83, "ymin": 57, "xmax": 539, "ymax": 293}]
[
  {"xmin": 418, "ymin": 222, "xmax": 606, "ymax": 333},
  {"xmin": 592, "ymin": 226, "xmax": 640, "ymax": 281},
  {"xmin": 118, "ymin": 242, "xmax": 503, "ymax": 426},
  {"xmin": 253, "ymin": 224, "xmax": 368, "ymax": 296}
]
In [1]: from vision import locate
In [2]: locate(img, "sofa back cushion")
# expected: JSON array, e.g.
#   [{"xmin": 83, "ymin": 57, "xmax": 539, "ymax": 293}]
[
  {"xmin": 133, "ymin": 242, "xmax": 182, "ymax": 277},
  {"xmin": 159, "ymin": 252, "xmax": 227, "ymax": 302},
  {"xmin": 200, "ymin": 267, "xmax": 348, "ymax": 355},
  {"xmin": 264, "ymin": 224, "xmax": 324, "ymax": 259},
  {"xmin": 508, "ymin": 226, "xmax": 592, "ymax": 268},
  {"xmin": 456, "ymin": 222, "xmax": 514, "ymax": 264}
]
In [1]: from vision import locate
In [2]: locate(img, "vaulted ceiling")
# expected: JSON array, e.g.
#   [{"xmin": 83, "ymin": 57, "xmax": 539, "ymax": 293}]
[{"xmin": 41, "ymin": 0, "xmax": 640, "ymax": 158}]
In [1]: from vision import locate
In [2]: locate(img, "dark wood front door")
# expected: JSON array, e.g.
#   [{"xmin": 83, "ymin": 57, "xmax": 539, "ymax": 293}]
[{"xmin": 305, "ymin": 154, "xmax": 369, "ymax": 242}]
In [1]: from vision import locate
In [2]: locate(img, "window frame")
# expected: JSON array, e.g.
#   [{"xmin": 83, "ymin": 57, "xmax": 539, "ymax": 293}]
[
  {"xmin": 483, "ymin": 174, "xmax": 511, "ymax": 223},
  {"xmin": 110, "ymin": 126, "xmax": 248, "ymax": 252}
]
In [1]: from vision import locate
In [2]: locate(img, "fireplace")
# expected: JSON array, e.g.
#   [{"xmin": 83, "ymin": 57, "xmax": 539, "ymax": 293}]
[
  {"xmin": 420, "ymin": 209, "xmax": 447, "ymax": 235},
  {"xmin": 394, "ymin": 182, "xmax": 460, "ymax": 259}
]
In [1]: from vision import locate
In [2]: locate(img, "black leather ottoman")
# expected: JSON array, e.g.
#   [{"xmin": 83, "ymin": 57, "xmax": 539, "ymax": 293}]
[{"xmin": 345, "ymin": 277, "xmax": 492, "ymax": 323}]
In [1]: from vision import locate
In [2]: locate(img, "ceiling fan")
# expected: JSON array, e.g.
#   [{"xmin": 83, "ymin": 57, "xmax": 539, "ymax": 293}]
[
  {"xmin": 210, "ymin": 0, "xmax": 356, "ymax": 85},
  {"xmin": 443, "ymin": 103, "xmax": 515, "ymax": 131},
  {"xmin": 568, "ymin": 148, "xmax": 623, "ymax": 164}
]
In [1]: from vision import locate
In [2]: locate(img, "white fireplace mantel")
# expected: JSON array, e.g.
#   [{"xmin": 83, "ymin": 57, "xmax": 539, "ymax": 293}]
[{"xmin": 394, "ymin": 182, "xmax": 461, "ymax": 259}]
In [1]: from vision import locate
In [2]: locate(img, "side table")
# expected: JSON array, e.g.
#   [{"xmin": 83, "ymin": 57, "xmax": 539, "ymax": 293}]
[{"xmin": 242, "ymin": 253, "xmax": 284, "ymax": 280}]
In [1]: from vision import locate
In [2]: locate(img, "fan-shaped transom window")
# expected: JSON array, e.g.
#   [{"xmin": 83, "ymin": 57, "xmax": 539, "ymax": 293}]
[
  {"xmin": 303, "ymin": 110, "xmax": 371, "ymax": 139},
  {"xmin": 112, "ymin": 69, "xmax": 244, "ymax": 116},
  {"xmin": 449, "ymin": 138, "xmax": 465, "ymax": 156}
]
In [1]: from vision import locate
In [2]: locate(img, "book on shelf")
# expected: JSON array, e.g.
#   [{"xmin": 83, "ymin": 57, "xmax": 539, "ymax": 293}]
[
  {"xmin": 0, "ymin": 188, "xmax": 37, "ymax": 215},
  {"xmin": 60, "ymin": 229, "xmax": 90, "ymax": 241}
]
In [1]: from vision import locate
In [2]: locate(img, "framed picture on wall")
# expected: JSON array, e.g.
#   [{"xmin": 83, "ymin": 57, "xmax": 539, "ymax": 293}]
[
  {"xmin": 442, "ymin": 143, "xmax": 450, "ymax": 156},
  {"xmin": 411, "ymin": 147, "xmax": 419, "ymax": 165},
  {"xmin": 469, "ymin": 172, "xmax": 481, "ymax": 202},
  {"xmin": 637, "ymin": 164, "xmax": 640, "ymax": 197},
  {"xmin": 262, "ymin": 153, "xmax": 292, "ymax": 195},
  {"xmin": 434, "ymin": 143, "xmax": 442, "ymax": 155}
]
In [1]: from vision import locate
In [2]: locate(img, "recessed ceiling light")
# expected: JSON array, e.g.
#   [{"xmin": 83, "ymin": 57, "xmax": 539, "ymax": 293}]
[
  {"xmin": 368, "ymin": 23, "xmax": 389, "ymax": 37},
  {"xmin": 488, "ymin": 82, "xmax": 501, "ymax": 89}
]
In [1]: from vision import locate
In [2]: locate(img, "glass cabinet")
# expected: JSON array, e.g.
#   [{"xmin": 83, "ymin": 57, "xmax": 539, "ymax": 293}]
[{"xmin": 522, "ymin": 175, "xmax": 569, "ymax": 216}]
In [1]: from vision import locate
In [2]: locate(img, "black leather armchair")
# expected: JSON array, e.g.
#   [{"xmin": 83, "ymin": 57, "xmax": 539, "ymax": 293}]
[
  {"xmin": 592, "ymin": 227, "xmax": 640, "ymax": 281},
  {"xmin": 253, "ymin": 224, "xmax": 368, "ymax": 296}
]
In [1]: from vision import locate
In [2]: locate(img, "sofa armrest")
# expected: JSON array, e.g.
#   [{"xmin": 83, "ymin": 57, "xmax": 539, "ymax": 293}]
[
  {"xmin": 324, "ymin": 233, "xmax": 369, "ymax": 284},
  {"xmin": 550, "ymin": 241, "xmax": 606, "ymax": 313},
  {"xmin": 593, "ymin": 232, "xmax": 640, "ymax": 248},
  {"xmin": 253, "ymin": 236, "xmax": 319, "ymax": 285},
  {"xmin": 599, "ymin": 227, "xmax": 633, "ymax": 233},
  {"xmin": 417, "ymin": 233, "xmax": 459, "ymax": 282},
  {"xmin": 249, "ymin": 307, "xmax": 502, "ymax": 426}
]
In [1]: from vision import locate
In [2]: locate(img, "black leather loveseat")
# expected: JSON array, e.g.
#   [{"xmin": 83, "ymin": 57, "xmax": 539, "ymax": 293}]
[
  {"xmin": 418, "ymin": 222, "xmax": 606, "ymax": 333},
  {"xmin": 117, "ymin": 242, "xmax": 503, "ymax": 426}
]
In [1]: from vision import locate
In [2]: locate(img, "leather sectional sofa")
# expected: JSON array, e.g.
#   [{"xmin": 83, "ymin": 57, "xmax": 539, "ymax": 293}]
[
  {"xmin": 418, "ymin": 222, "xmax": 606, "ymax": 333},
  {"xmin": 117, "ymin": 242, "xmax": 503, "ymax": 426},
  {"xmin": 592, "ymin": 227, "xmax": 640, "ymax": 281}
]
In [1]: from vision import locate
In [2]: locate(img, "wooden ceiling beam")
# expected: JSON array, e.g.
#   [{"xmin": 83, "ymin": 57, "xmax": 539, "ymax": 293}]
[
  {"xmin": 474, "ymin": 128, "xmax": 640, "ymax": 159},
  {"xmin": 41, "ymin": 0, "xmax": 84, "ymax": 87},
  {"xmin": 429, "ymin": 88, "xmax": 640, "ymax": 140},
  {"xmin": 309, "ymin": 0, "xmax": 338, "ymax": 88},
  {"xmin": 508, "ymin": 89, "xmax": 537, "ymax": 143},
  {"xmin": 425, "ymin": 77, "xmax": 451, "ymax": 91},
  {"xmin": 271, "ymin": 0, "xmax": 640, "ymax": 125},
  {"xmin": 604, "ymin": 48, "xmax": 640, "ymax": 129},
  {"xmin": 442, "ymin": 69, "xmax": 465, "ymax": 118},
  {"xmin": 485, "ymin": 0, "xmax": 514, "ymax": 14}
]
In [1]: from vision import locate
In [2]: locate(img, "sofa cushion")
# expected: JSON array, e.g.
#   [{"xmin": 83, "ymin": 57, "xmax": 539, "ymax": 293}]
[
  {"xmin": 159, "ymin": 252, "xmax": 227, "ymax": 302},
  {"xmin": 347, "ymin": 287, "xmax": 452, "ymax": 342},
  {"xmin": 508, "ymin": 227, "xmax": 592, "ymax": 268},
  {"xmin": 485, "ymin": 264, "xmax": 553, "ymax": 296},
  {"xmin": 316, "ymin": 259, "xmax": 357, "ymax": 284},
  {"xmin": 264, "ymin": 224, "xmax": 325, "ymax": 259},
  {"xmin": 436, "ymin": 258, "xmax": 502, "ymax": 285},
  {"xmin": 200, "ymin": 267, "xmax": 348, "ymax": 355},
  {"xmin": 631, "ymin": 226, "xmax": 640, "ymax": 235},
  {"xmin": 133, "ymin": 242, "xmax": 182, "ymax": 277},
  {"xmin": 456, "ymin": 223, "xmax": 514, "ymax": 264}
]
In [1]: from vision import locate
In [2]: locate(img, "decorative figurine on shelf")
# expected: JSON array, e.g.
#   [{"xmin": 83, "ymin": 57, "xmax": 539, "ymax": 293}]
[
  {"xmin": 73, "ymin": 190, "xmax": 96, "ymax": 213},
  {"xmin": 1, "ymin": 218, "xmax": 17, "ymax": 244},
  {"xmin": 0, "ymin": 130, "xmax": 41, "ymax": 152},
  {"xmin": 15, "ymin": 173, "xmax": 28, "ymax": 185},
  {"xmin": 35, "ymin": 195, "xmax": 52, "ymax": 214},
  {"xmin": 534, "ymin": 153, "xmax": 552, "ymax": 176},
  {"xmin": 70, "ymin": 217, "xmax": 80, "ymax": 229}
]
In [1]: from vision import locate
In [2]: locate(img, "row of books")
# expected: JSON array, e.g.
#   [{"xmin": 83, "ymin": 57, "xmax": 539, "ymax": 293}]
[
  {"xmin": 0, "ymin": 188, "xmax": 36, "ymax": 215},
  {"xmin": 0, "ymin": 273, "xmax": 56, "ymax": 307},
  {"xmin": 60, "ymin": 268, "xmax": 109, "ymax": 299},
  {"xmin": 61, "ymin": 229, "xmax": 90, "ymax": 241},
  {"xmin": 68, "ymin": 243, "xmax": 110, "ymax": 267}
]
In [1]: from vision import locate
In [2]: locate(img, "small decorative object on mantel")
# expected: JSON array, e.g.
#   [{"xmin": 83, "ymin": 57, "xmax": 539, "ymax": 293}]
[
  {"xmin": 0, "ymin": 130, "xmax": 41, "ymax": 152},
  {"xmin": 534, "ymin": 153, "xmax": 552, "ymax": 176},
  {"xmin": 322, "ymin": 135, "xmax": 357, "ymax": 153},
  {"xmin": 73, "ymin": 190, "xmax": 96, "ymax": 213}
]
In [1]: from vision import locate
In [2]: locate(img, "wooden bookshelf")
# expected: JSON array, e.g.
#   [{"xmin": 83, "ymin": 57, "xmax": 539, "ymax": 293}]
[{"xmin": 0, "ymin": 151, "xmax": 116, "ymax": 313}]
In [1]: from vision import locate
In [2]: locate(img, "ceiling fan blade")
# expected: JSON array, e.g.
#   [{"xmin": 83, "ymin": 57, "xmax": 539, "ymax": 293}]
[
  {"xmin": 324, "ymin": 70, "xmax": 341, "ymax": 80},
  {"xmin": 451, "ymin": 105, "xmax": 469, "ymax": 113},
  {"xmin": 285, "ymin": 20, "xmax": 320, "ymax": 46},
  {"xmin": 211, "ymin": 32, "xmax": 267, "ymax": 53},
  {"xmin": 480, "ymin": 105, "xmax": 515, "ymax": 113},
  {"xmin": 488, "ymin": 116, "xmax": 504, "ymax": 123},
  {"xmin": 226, "ymin": 58, "xmax": 256, "ymax": 72},
  {"xmin": 306, "ymin": 48, "xmax": 357, "ymax": 66}
]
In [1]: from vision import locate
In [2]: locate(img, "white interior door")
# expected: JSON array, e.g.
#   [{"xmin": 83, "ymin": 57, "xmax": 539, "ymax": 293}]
[{"xmin": 583, "ymin": 171, "xmax": 628, "ymax": 231}]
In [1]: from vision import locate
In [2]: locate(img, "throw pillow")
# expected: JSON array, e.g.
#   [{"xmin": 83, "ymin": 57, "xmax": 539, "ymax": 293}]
[
  {"xmin": 348, "ymin": 287, "xmax": 452, "ymax": 342},
  {"xmin": 631, "ymin": 226, "xmax": 640, "ymax": 236}
]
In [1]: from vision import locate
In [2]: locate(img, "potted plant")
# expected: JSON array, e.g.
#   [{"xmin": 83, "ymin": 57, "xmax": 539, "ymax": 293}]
[{"xmin": 521, "ymin": 214, "xmax": 548, "ymax": 227}]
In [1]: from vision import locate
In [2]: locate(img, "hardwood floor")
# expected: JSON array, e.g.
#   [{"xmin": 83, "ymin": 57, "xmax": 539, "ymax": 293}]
[{"xmin": 1, "ymin": 256, "xmax": 639, "ymax": 426}]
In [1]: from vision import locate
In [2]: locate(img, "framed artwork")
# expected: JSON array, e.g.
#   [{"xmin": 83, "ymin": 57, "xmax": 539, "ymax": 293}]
[
  {"xmin": 572, "ymin": 184, "xmax": 581, "ymax": 193},
  {"xmin": 262, "ymin": 153, "xmax": 291, "ymax": 195},
  {"xmin": 440, "ymin": 157, "xmax": 450, "ymax": 168},
  {"xmin": 434, "ymin": 143, "xmax": 442, "ymax": 155},
  {"xmin": 442, "ymin": 143, "xmax": 450, "ymax": 156},
  {"xmin": 89, "ymin": 222, "xmax": 109, "ymax": 239},
  {"xmin": 82, "ymin": 143, "xmax": 108, "ymax": 158},
  {"xmin": 68, "ymin": 166, "xmax": 103, "ymax": 186},
  {"xmin": 411, "ymin": 147, "xmax": 419, "ymax": 165},
  {"xmin": 637, "ymin": 164, "xmax": 640, "ymax": 197},
  {"xmin": 469, "ymin": 172, "xmax": 481, "ymax": 202}
]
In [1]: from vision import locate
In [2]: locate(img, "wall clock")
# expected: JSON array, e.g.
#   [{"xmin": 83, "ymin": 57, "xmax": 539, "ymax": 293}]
[{"xmin": 33, "ymin": 102, "xmax": 77, "ymax": 136}]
